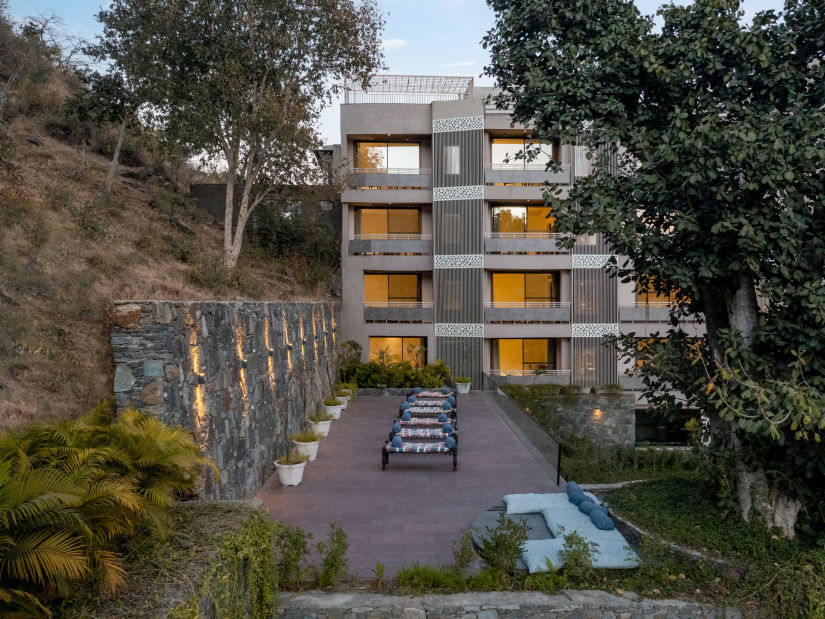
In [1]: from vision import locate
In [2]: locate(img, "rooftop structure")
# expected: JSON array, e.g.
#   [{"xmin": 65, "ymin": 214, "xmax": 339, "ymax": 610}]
[{"xmin": 343, "ymin": 74, "xmax": 474, "ymax": 105}]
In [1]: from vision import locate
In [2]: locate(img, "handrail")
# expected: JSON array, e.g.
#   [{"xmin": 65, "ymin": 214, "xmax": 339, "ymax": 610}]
[
  {"xmin": 485, "ymin": 232, "xmax": 566, "ymax": 239},
  {"xmin": 352, "ymin": 233, "xmax": 432, "ymax": 241},
  {"xmin": 485, "ymin": 301, "xmax": 570, "ymax": 309},
  {"xmin": 619, "ymin": 302, "xmax": 673, "ymax": 309},
  {"xmin": 486, "ymin": 162, "xmax": 571, "ymax": 172},
  {"xmin": 482, "ymin": 372, "xmax": 562, "ymax": 485},
  {"xmin": 489, "ymin": 369, "xmax": 572, "ymax": 377},
  {"xmin": 363, "ymin": 301, "xmax": 434, "ymax": 308},
  {"xmin": 349, "ymin": 167, "xmax": 432, "ymax": 175}
]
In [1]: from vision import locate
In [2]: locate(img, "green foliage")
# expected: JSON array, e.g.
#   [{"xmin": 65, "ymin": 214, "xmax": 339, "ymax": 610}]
[
  {"xmin": 466, "ymin": 568, "xmax": 508, "ymax": 591},
  {"xmin": 273, "ymin": 522, "xmax": 311, "ymax": 589},
  {"xmin": 484, "ymin": 0, "xmax": 825, "ymax": 532},
  {"xmin": 557, "ymin": 530, "xmax": 599, "ymax": 583},
  {"xmin": 339, "ymin": 355, "xmax": 452, "ymax": 389},
  {"xmin": 455, "ymin": 376, "xmax": 471, "ymax": 383},
  {"xmin": 187, "ymin": 254, "xmax": 264, "ymax": 298},
  {"xmin": 314, "ymin": 524, "xmax": 348, "ymax": 587},
  {"xmin": 67, "ymin": 192, "xmax": 119, "ymax": 239},
  {"xmin": 289, "ymin": 430, "xmax": 322, "ymax": 443},
  {"xmin": 451, "ymin": 530, "xmax": 476, "ymax": 576},
  {"xmin": 476, "ymin": 512, "xmax": 528, "ymax": 576},
  {"xmin": 250, "ymin": 207, "xmax": 341, "ymax": 288},
  {"xmin": 168, "ymin": 509, "xmax": 277, "ymax": 619},
  {"xmin": 396, "ymin": 562, "xmax": 465, "ymax": 592},
  {"xmin": 371, "ymin": 560, "xmax": 385, "ymax": 589},
  {"xmin": 0, "ymin": 404, "xmax": 214, "ymax": 615},
  {"xmin": 323, "ymin": 396, "xmax": 342, "ymax": 407}
]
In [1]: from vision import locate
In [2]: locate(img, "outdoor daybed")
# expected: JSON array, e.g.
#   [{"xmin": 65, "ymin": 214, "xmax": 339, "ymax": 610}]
[{"xmin": 381, "ymin": 437, "xmax": 458, "ymax": 470}]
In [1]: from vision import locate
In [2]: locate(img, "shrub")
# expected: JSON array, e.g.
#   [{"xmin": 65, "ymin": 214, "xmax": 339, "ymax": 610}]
[
  {"xmin": 0, "ymin": 404, "xmax": 215, "ymax": 614},
  {"xmin": 451, "ymin": 530, "xmax": 476, "ymax": 576},
  {"xmin": 476, "ymin": 512, "xmax": 528, "ymax": 576},
  {"xmin": 314, "ymin": 524, "xmax": 348, "ymax": 587},
  {"xmin": 557, "ymin": 530, "xmax": 599, "ymax": 582},
  {"xmin": 323, "ymin": 396, "xmax": 342, "ymax": 407},
  {"xmin": 67, "ymin": 193, "xmax": 118, "ymax": 239},
  {"xmin": 289, "ymin": 430, "xmax": 321, "ymax": 442},
  {"xmin": 397, "ymin": 562, "xmax": 465, "ymax": 592},
  {"xmin": 273, "ymin": 523, "xmax": 311, "ymax": 588}
]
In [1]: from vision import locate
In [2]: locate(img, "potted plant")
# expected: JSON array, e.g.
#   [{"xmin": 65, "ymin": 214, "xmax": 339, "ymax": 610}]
[
  {"xmin": 323, "ymin": 395, "xmax": 343, "ymax": 419},
  {"xmin": 275, "ymin": 452, "xmax": 309, "ymax": 485},
  {"xmin": 455, "ymin": 377, "xmax": 472, "ymax": 394},
  {"xmin": 308, "ymin": 413, "xmax": 334, "ymax": 437},
  {"xmin": 290, "ymin": 430, "xmax": 323, "ymax": 461},
  {"xmin": 335, "ymin": 390, "xmax": 350, "ymax": 410}
]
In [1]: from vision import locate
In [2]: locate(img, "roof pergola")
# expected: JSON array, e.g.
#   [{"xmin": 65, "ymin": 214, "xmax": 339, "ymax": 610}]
[{"xmin": 344, "ymin": 74, "xmax": 474, "ymax": 104}]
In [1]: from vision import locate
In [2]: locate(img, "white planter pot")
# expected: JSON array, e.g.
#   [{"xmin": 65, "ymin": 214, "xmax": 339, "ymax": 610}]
[
  {"xmin": 309, "ymin": 420, "xmax": 331, "ymax": 437},
  {"xmin": 456, "ymin": 382, "xmax": 471, "ymax": 394},
  {"xmin": 324, "ymin": 404, "xmax": 342, "ymax": 419},
  {"xmin": 337, "ymin": 395, "xmax": 350, "ymax": 410},
  {"xmin": 293, "ymin": 439, "xmax": 320, "ymax": 462},
  {"xmin": 339, "ymin": 388, "xmax": 353, "ymax": 398},
  {"xmin": 274, "ymin": 460, "xmax": 306, "ymax": 486}
]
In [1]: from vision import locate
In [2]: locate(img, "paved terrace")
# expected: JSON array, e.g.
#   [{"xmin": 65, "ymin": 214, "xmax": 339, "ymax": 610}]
[{"xmin": 257, "ymin": 393, "xmax": 561, "ymax": 577}]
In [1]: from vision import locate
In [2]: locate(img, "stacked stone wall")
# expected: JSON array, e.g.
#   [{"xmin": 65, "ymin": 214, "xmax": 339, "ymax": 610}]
[{"xmin": 111, "ymin": 300, "xmax": 338, "ymax": 499}]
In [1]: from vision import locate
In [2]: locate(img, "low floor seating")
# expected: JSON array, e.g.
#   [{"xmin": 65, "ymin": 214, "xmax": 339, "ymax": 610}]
[
  {"xmin": 399, "ymin": 417, "xmax": 453, "ymax": 428},
  {"xmin": 502, "ymin": 492, "xmax": 640, "ymax": 572},
  {"xmin": 390, "ymin": 427, "xmax": 457, "ymax": 441},
  {"xmin": 382, "ymin": 438, "xmax": 458, "ymax": 470}
]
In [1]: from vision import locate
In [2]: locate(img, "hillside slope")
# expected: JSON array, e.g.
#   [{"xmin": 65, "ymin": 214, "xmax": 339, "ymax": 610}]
[{"xmin": 0, "ymin": 118, "xmax": 328, "ymax": 427}]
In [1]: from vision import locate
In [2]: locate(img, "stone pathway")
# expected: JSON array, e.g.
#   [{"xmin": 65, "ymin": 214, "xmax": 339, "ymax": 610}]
[
  {"xmin": 277, "ymin": 590, "xmax": 740, "ymax": 618},
  {"xmin": 257, "ymin": 393, "xmax": 560, "ymax": 577}
]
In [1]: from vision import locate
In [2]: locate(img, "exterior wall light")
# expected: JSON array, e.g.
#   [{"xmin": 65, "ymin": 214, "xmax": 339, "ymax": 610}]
[
  {"xmin": 593, "ymin": 408, "xmax": 602, "ymax": 420},
  {"xmin": 268, "ymin": 349, "xmax": 274, "ymax": 357},
  {"xmin": 197, "ymin": 374, "xmax": 206, "ymax": 385},
  {"xmin": 241, "ymin": 360, "xmax": 248, "ymax": 369}
]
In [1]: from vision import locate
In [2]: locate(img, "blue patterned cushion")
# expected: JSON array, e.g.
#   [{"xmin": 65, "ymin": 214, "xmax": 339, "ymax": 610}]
[
  {"xmin": 578, "ymin": 499, "xmax": 598, "ymax": 515},
  {"xmin": 391, "ymin": 435, "xmax": 402, "ymax": 448},
  {"xmin": 441, "ymin": 401, "xmax": 452, "ymax": 411},
  {"xmin": 400, "ymin": 401, "xmax": 410, "ymax": 410},
  {"xmin": 437, "ymin": 412, "xmax": 447, "ymax": 422},
  {"xmin": 565, "ymin": 481, "xmax": 581, "ymax": 496},
  {"xmin": 590, "ymin": 510, "xmax": 615, "ymax": 531},
  {"xmin": 392, "ymin": 421, "xmax": 402, "ymax": 434},
  {"xmin": 400, "ymin": 418, "xmax": 441, "ymax": 427},
  {"xmin": 442, "ymin": 386, "xmax": 451, "ymax": 394},
  {"xmin": 398, "ymin": 428, "xmax": 447, "ymax": 439},
  {"xmin": 568, "ymin": 491, "xmax": 589, "ymax": 506},
  {"xmin": 406, "ymin": 395, "xmax": 417, "ymax": 403},
  {"xmin": 401, "ymin": 411, "xmax": 411, "ymax": 421},
  {"xmin": 444, "ymin": 436, "xmax": 457, "ymax": 449},
  {"xmin": 412, "ymin": 387, "xmax": 422, "ymax": 394},
  {"xmin": 386, "ymin": 442, "xmax": 451, "ymax": 453},
  {"xmin": 442, "ymin": 422, "xmax": 453, "ymax": 434},
  {"xmin": 447, "ymin": 396, "xmax": 456, "ymax": 405}
]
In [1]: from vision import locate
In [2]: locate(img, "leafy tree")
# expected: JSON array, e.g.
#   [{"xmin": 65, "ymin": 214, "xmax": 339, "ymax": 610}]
[
  {"xmin": 483, "ymin": 0, "xmax": 825, "ymax": 536},
  {"xmin": 93, "ymin": 0, "xmax": 384, "ymax": 269}
]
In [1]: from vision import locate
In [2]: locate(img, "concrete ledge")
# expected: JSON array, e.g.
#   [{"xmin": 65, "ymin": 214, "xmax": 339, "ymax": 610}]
[{"xmin": 278, "ymin": 590, "xmax": 738, "ymax": 618}]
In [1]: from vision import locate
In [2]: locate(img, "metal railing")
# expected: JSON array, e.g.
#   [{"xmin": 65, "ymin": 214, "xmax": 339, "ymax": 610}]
[
  {"xmin": 619, "ymin": 302, "xmax": 673, "ymax": 309},
  {"xmin": 351, "ymin": 233, "xmax": 432, "ymax": 241},
  {"xmin": 487, "ymin": 162, "xmax": 571, "ymax": 172},
  {"xmin": 485, "ymin": 301, "xmax": 570, "ymax": 309},
  {"xmin": 362, "ymin": 301, "xmax": 434, "ymax": 308},
  {"xmin": 482, "ymin": 372, "xmax": 562, "ymax": 485},
  {"xmin": 486, "ymin": 232, "xmax": 565, "ymax": 239},
  {"xmin": 489, "ymin": 369, "xmax": 572, "ymax": 377},
  {"xmin": 349, "ymin": 167, "xmax": 432, "ymax": 175}
]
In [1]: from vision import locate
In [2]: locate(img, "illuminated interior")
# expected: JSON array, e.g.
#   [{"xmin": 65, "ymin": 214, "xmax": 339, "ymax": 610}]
[
  {"xmin": 491, "ymin": 205, "xmax": 556, "ymax": 234},
  {"xmin": 491, "ymin": 138, "xmax": 554, "ymax": 169},
  {"xmin": 635, "ymin": 280, "xmax": 681, "ymax": 305},
  {"xmin": 494, "ymin": 338, "xmax": 556, "ymax": 373},
  {"xmin": 356, "ymin": 208, "xmax": 421, "ymax": 236},
  {"xmin": 369, "ymin": 336, "xmax": 426, "ymax": 366},
  {"xmin": 491, "ymin": 272, "xmax": 559, "ymax": 305},
  {"xmin": 364, "ymin": 273, "xmax": 420, "ymax": 305},
  {"xmin": 356, "ymin": 142, "xmax": 420, "ymax": 170}
]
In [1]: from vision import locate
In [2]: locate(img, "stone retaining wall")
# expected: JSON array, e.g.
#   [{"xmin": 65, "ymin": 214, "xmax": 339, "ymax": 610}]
[
  {"xmin": 111, "ymin": 300, "xmax": 338, "ymax": 499},
  {"xmin": 530, "ymin": 394, "xmax": 636, "ymax": 447}
]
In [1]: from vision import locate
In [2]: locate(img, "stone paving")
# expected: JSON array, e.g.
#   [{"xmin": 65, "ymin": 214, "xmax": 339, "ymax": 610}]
[
  {"xmin": 257, "ymin": 393, "xmax": 560, "ymax": 577},
  {"xmin": 277, "ymin": 590, "xmax": 740, "ymax": 618}
]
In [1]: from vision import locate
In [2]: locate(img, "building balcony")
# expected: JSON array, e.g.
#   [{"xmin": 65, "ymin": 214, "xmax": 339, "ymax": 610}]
[
  {"xmin": 348, "ymin": 234, "xmax": 432, "ymax": 255},
  {"xmin": 484, "ymin": 232, "xmax": 569, "ymax": 254},
  {"xmin": 484, "ymin": 163, "xmax": 572, "ymax": 186},
  {"xmin": 347, "ymin": 167, "xmax": 432, "ymax": 190},
  {"xmin": 619, "ymin": 303, "xmax": 699, "ymax": 323},
  {"xmin": 485, "ymin": 301, "xmax": 571, "ymax": 323},
  {"xmin": 488, "ymin": 369, "xmax": 572, "ymax": 385},
  {"xmin": 363, "ymin": 301, "xmax": 434, "ymax": 323}
]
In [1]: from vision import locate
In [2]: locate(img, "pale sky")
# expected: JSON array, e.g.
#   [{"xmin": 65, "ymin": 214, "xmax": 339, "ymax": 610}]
[{"xmin": 10, "ymin": 0, "xmax": 786, "ymax": 145}]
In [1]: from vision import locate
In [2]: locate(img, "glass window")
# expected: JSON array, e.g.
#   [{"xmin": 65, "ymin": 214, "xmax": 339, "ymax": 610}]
[
  {"xmin": 491, "ymin": 138, "xmax": 554, "ymax": 169},
  {"xmin": 369, "ymin": 337, "xmax": 426, "ymax": 366},
  {"xmin": 356, "ymin": 142, "xmax": 419, "ymax": 171},
  {"xmin": 443, "ymin": 145, "xmax": 460, "ymax": 175},
  {"xmin": 364, "ymin": 274, "xmax": 420, "ymax": 304},
  {"xmin": 356, "ymin": 208, "xmax": 420, "ymax": 236},
  {"xmin": 495, "ymin": 339, "xmax": 556, "ymax": 373},
  {"xmin": 635, "ymin": 279, "xmax": 679, "ymax": 305},
  {"xmin": 492, "ymin": 205, "xmax": 555, "ymax": 234},
  {"xmin": 492, "ymin": 272, "xmax": 559, "ymax": 305}
]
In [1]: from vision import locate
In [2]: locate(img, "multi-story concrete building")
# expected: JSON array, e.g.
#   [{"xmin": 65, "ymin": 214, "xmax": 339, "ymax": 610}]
[{"xmin": 338, "ymin": 75, "xmax": 702, "ymax": 396}]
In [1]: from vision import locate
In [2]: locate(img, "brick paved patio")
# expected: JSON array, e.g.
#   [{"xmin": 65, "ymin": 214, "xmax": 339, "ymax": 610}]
[{"xmin": 257, "ymin": 393, "xmax": 561, "ymax": 577}]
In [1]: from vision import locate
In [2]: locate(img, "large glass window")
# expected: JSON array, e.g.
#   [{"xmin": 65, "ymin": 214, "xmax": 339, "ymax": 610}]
[
  {"xmin": 356, "ymin": 208, "xmax": 421, "ymax": 237},
  {"xmin": 356, "ymin": 142, "xmax": 420, "ymax": 172},
  {"xmin": 494, "ymin": 338, "xmax": 556, "ymax": 374},
  {"xmin": 635, "ymin": 280, "xmax": 680, "ymax": 305},
  {"xmin": 364, "ymin": 273, "xmax": 420, "ymax": 305},
  {"xmin": 369, "ymin": 337, "xmax": 426, "ymax": 366},
  {"xmin": 491, "ymin": 205, "xmax": 556, "ymax": 235},
  {"xmin": 492, "ymin": 272, "xmax": 559, "ymax": 305},
  {"xmin": 491, "ymin": 138, "xmax": 553, "ymax": 169}
]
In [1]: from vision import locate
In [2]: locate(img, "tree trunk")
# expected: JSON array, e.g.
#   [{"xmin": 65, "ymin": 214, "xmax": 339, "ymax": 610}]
[
  {"xmin": 726, "ymin": 274, "xmax": 759, "ymax": 346},
  {"xmin": 106, "ymin": 116, "xmax": 127, "ymax": 193},
  {"xmin": 223, "ymin": 173, "xmax": 236, "ymax": 269},
  {"xmin": 735, "ymin": 462, "xmax": 802, "ymax": 538}
]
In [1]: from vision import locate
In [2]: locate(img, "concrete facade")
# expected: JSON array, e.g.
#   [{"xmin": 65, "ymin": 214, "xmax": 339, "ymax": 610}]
[
  {"xmin": 110, "ymin": 300, "xmax": 338, "ymax": 500},
  {"xmin": 338, "ymin": 75, "xmax": 704, "ymax": 400}
]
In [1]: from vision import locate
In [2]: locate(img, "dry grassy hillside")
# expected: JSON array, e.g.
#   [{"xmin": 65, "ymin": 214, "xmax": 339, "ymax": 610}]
[{"xmin": 0, "ymin": 118, "xmax": 327, "ymax": 427}]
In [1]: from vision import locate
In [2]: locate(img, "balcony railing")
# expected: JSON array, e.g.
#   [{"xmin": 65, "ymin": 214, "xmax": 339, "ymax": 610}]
[
  {"xmin": 489, "ymin": 162, "xmax": 561, "ymax": 171},
  {"xmin": 350, "ymin": 167, "xmax": 432, "ymax": 175},
  {"xmin": 485, "ymin": 301, "xmax": 570, "ymax": 309},
  {"xmin": 363, "ymin": 301, "xmax": 434, "ymax": 308},
  {"xmin": 484, "ymin": 232, "xmax": 569, "ymax": 254},
  {"xmin": 487, "ymin": 232, "xmax": 566, "ymax": 239},
  {"xmin": 347, "ymin": 167, "xmax": 433, "ymax": 190},
  {"xmin": 352, "ymin": 233, "xmax": 432, "ymax": 241},
  {"xmin": 618, "ymin": 303, "xmax": 699, "ymax": 323},
  {"xmin": 489, "ymin": 369, "xmax": 572, "ymax": 377},
  {"xmin": 484, "ymin": 163, "xmax": 572, "ymax": 186}
]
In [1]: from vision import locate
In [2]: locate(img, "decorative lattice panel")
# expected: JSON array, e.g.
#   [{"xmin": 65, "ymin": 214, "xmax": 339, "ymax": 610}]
[
  {"xmin": 432, "ymin": 185, "xmax": 484, "ymax": 202},
  {"xmin": 434, "ymin": 323, "xmax": 484, "ymax": 338},
  {"xmin": 572, "ymin": 323, "xmax": 619, "ymax": 338},
  {"xmin": 433, "ymin": 254, "xmax": 484, "ymax": 269},
  {"xmin": 571, "ymin": 254, "xmax": 614, "ymax": 269},
  {"xmin": 432, "ymin": 116, "xmax": 484, "ymax": 133}
]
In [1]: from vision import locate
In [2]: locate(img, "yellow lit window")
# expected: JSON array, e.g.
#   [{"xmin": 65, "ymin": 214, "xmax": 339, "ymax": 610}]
[
  {"xmin": 357, "ymin": 208, "xmax": 420, "ymax": 236},
  {"xmin": 364, "ymin": 274, "xmax": 420, "ymax": 304},
  {"xmin": 635, "ymin": 279, "xmax": 681, "ymax": 305},
  {"xmin": 492, "ymin": 205, "xmax": 555, "ymax": 234},
  {"xmin": 496, "ymin": 338, "xmax": 556, "ymax": 373},
  {"xmin": 492, "ymin": 272, "xmax": 559, "ymax": 305},
  {"xmin": 369, "ymin": 337, "xmax": 426, "ymax": 366}
]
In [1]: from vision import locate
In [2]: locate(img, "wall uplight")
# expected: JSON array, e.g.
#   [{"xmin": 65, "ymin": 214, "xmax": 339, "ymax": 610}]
[
  {"xmin": 197, "ymin": 374, "xmax": 206, "ymax": 385},
  {"xmin": 593, "ymin": 408, "xmax": 603, "ymax": 420}
]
